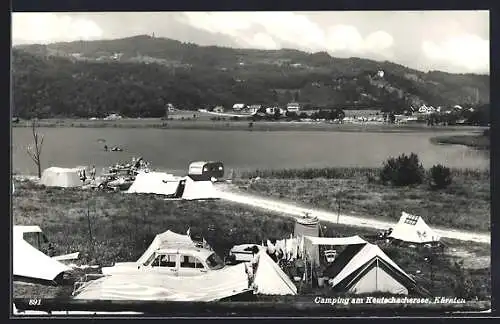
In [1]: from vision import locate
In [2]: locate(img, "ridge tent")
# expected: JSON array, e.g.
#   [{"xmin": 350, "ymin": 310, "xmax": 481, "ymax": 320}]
[
  {"xmin": 127, "ymin": 172, "xmax": 181, "ymax": 197},
  {"xmin": 40, "ymin": 167, "xmax": 85, "ymax": 188},
  {"xmin": 181, "ymin": 176, "xmax": 219, "ymax": 200},
  {"xmin": 389, "ymin": 212, "xmax": 441, "ymax": 244},
  {"xmin": 13, "ymin": 226, "xmax": 72, "ymax": 283},
  {"xmin": 253, "ymin": 250, "xmax": 297, "ymax": 295},
  {"xmin": 325, "ymin": 243, "xmax": 423, "ymax": 296}
]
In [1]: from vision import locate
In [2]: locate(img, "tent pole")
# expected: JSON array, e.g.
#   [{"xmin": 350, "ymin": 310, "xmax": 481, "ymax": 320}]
[{"xmin": 311, "ymin": 258, "xmax": 313, "ymax": 288}]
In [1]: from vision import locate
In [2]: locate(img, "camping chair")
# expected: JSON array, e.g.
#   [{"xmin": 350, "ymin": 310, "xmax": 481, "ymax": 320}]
[{"xmin": 324, "ymin": 250, "xmax": 337, "ymax": 263}]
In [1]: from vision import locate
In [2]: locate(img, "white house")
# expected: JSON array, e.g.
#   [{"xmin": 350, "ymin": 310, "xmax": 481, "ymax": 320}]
[
  {"xmin": 166, "ymin": 103, "xmax": 175, "ymax": 112},
  {"xmin": 286, "ymin": 102, "xmax": 301, "ymax": 112},
  {"xmin": 104, "ymin": 113, "xmax": 122, "ymax": 120},
  {"xmin": 246, "ymin": 105, "xmax": 262, "ymax": 114},
  {"xmin": 232, "ymin": 103, "xmax": 246, "ymax": 111}
]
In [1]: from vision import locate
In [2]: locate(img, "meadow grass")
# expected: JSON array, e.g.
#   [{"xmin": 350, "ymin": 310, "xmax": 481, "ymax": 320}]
[
  {"xmin": 234, "ymin": 167, "xmax": 490, "ymax": 232},
  {"xmin": 12, "ymin": 179, "xmax": 490, "ymax": 301}
]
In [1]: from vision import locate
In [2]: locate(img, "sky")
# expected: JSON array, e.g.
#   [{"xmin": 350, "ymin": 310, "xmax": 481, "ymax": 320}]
[{"xmin": 11, "ymin": 11, "xmax": 489, "ymax": 74}]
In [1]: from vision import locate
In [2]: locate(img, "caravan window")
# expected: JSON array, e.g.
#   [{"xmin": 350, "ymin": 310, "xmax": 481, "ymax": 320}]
[
  {"xmin": 151, "ymin": 254, "xmax": 177, "ymax": 267},
  {"xmin": 180, "ymin": 255, "xmax": 204, "ymax": 269}
]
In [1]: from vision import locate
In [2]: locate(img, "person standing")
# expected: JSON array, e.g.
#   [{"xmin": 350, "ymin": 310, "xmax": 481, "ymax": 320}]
[
  {"xmin": 90, "ymin": 165, "xmax": 96, "ymax": 181},
  {"xmin": 251, "ymin": 245, "xmax": 260, "ymax": 275}
]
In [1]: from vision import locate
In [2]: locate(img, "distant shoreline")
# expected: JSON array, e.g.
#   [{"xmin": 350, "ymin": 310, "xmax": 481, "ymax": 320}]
[
  {"xmin": 430, "ymin": 134, "xmax": 490, "ymax": 150},
  {"xmin": 11, "ymin": 118, "xmax": 487, "ymax": 133}
]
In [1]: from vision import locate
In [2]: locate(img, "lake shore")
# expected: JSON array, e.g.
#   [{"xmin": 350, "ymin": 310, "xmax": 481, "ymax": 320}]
[
  {"xmin": 12, "ymin": 118, "xmax": 487, "ymax": 133},
  {"xmin": 13, "ymin": 172, "xmax": 490, "ymax": 302},
  {"xmin": 430, "ymin": 134, "xmax": 490, "ymax": 149}
]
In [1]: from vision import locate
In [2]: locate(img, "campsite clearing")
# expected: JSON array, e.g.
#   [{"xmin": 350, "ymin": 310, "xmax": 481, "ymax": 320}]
[{"xmin": 12, "ymin": 178, "xmax": 490, "ymax": 301}]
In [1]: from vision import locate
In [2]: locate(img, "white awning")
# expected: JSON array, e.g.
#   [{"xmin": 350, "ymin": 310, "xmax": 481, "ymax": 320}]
[{"xmin": 304, "ymin": 235, "xmax": 367, "ymax": 246}]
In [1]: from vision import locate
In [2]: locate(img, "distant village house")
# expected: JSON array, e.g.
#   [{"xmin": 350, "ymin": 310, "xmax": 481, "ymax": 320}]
[
  {"xmin": 232, "ymin": 103, "xmax": 246, "ymax": 111},
  {"xmin": 246, "ymin": 105, "xmax": 262, "ymax": 114},
  {"xmin": 104, "ymin": 113, "xmax": 122, "ymax": 120},
  {"xmin": 286, "ymin": 102, "xmax": 301, "ymax": 113}
]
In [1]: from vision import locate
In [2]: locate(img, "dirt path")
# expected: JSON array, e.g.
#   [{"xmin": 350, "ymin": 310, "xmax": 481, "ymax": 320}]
[{"xmin": 216, "ymin": 184, "xmax": 490, "ymax": 245}]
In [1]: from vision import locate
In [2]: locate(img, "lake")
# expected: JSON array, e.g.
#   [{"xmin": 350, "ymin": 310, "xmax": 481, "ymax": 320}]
[{"xmin": 12, "ymin": 128, "xmax": 489, "ymax": 176}]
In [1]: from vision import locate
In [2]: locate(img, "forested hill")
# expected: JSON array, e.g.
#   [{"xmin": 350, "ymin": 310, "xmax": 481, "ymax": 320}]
[{"xmin": 12, "ymin": 35, "xmax": 489, "ymax": 119}]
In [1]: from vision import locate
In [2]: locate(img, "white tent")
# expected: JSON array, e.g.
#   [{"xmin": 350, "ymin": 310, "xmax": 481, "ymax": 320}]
[
  {"xmin": 40, "ymin": 167, "xmax": 84, "ymax": 188},
  {"xmin": 136, "ymin": 230, "xmax": 196, "ymax": 265},
  {"xmin": 13, "ymin": 233, "xmax": 71, "ymax": 282},
  {"xmin": 13, "ymin": 225, "xmax": 43, "ymax": 241},
  {"xmin": 74, "ymin": 263, "xmax": 250, "ymax": 301},
  {"xmin": 327, "ymin": 243, "xmax": 417, "ymax": 295},
  {"xmin": 389, "ymin": 212, "xmax": 440, "ymax": 244},
  {"xmin": 181, "ymin": 176, "xmax": 219, "ymax": 200},
  {"xmin": 303, "ymin": 235, "xmax": 367, "ymax": 266},
  {"xmin": 253, "ymin": 250, "xmax": 297, "ymax": 295},
  {"xmin": 127, "ymin": 174, "xmax": 219, "ymax": 200},
  {"xmin": 127, "ymin": 172, "xmax": 181, "ymax": 196}
]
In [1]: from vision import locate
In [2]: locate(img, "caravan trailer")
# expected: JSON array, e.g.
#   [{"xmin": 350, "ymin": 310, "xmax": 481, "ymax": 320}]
[{"xmin": 188, "ymin": 161, "xmax": 224, "ymax": 181}]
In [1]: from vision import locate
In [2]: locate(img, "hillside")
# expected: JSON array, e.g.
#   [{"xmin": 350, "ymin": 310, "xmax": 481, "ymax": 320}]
[{"xmin": 12, "ymin": 35, "xmax": 489, "ymax": 119}]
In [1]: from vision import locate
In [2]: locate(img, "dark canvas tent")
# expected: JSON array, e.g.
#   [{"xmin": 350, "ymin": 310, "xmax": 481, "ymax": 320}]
[{"xmin": 324, "ymin": 243, "xmax": 426, "ymax": 296}]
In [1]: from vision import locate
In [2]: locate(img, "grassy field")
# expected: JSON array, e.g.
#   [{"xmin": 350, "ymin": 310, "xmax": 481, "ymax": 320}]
[
  {"xmin": 430, "ymin": 134, "xmax": 490, "ymax": 149},
  {"xmin": 235, "ymin": 167, "xmax": 490, "ymax": 232},
  {"xmin": 12, "ymin": 178, "xmax": 490, "ymax": 302},
  {"xmin": 12, "ymin": 116, "xmax": 487, "ymax": 133}
]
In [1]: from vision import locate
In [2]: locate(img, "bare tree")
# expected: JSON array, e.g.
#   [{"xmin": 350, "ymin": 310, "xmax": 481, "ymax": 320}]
[{"xmin": 26, "ymin": 120, "xmax": 44, "ymax": 178}]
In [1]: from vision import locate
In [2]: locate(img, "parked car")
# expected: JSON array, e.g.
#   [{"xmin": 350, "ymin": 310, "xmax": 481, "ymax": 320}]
[{"xmin": 101, "ymin": 247, "xmax": 226, "ymax": 277}]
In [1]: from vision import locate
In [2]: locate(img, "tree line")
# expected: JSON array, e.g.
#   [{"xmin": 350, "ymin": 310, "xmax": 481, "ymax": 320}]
[{"xmin": 12, "ymin": 48, "xmax": 490, "ymax": 123}]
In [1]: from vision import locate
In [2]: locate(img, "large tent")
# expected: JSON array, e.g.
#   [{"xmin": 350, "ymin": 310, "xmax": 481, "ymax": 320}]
[
  {"xmin": 127, "ymin": 173, "xmax": 219, "ymax": 200},
  {"xmin": 253, "ymin": 250, "xmax": 297, "ymax": 295},
  {"xmin": 74, "ymin": 263, "xmax": 250, "ymax": 301},
  {"xmin": 389, "ymin": 212, "xmax": 440, "ymax": 244},
  {"xmin": 127, "ymin": 172, "xmax": 181, "ymax": 197},
  {"xmin": 40, "ymin": 167, "xmax": 84, "ymax": 188},
  {"xmin": 303, "ymin": 235, "xmax": 367, "ymax": 267},
  {"xmin": 325, "ymin": 243, "xmax": 420, "ymax": 295},
  {"xmin": 13, "ymin": 226, "xmax": 71, "ymax": 283}
]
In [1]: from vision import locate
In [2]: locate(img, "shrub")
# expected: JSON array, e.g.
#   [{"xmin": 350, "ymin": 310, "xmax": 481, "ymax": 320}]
[
  {"xmin": 380, "ymin": 153, "xmax": 425, "ymax": 186},
  {"xmin": 429, "ymin": 164, "xmax": 452, "ymax": 189},
  {"xmin": 450, "ymin": 261, "xmax": 479, "ymax": 300}
]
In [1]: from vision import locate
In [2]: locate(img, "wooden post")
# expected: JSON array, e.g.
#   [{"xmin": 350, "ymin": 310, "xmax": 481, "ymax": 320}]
[
  {"xmin": 337, "ymin": 194, "xmax": 341, "ymax": 224},
  {"xmin": 86, "ymin": 204, "xmax": 94, "ymax": 261}
]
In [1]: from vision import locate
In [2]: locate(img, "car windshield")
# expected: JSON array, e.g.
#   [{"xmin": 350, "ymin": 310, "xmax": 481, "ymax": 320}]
[{"xmin": 206, "ymin": 253, "xmax": 224, "ymax": 270}]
